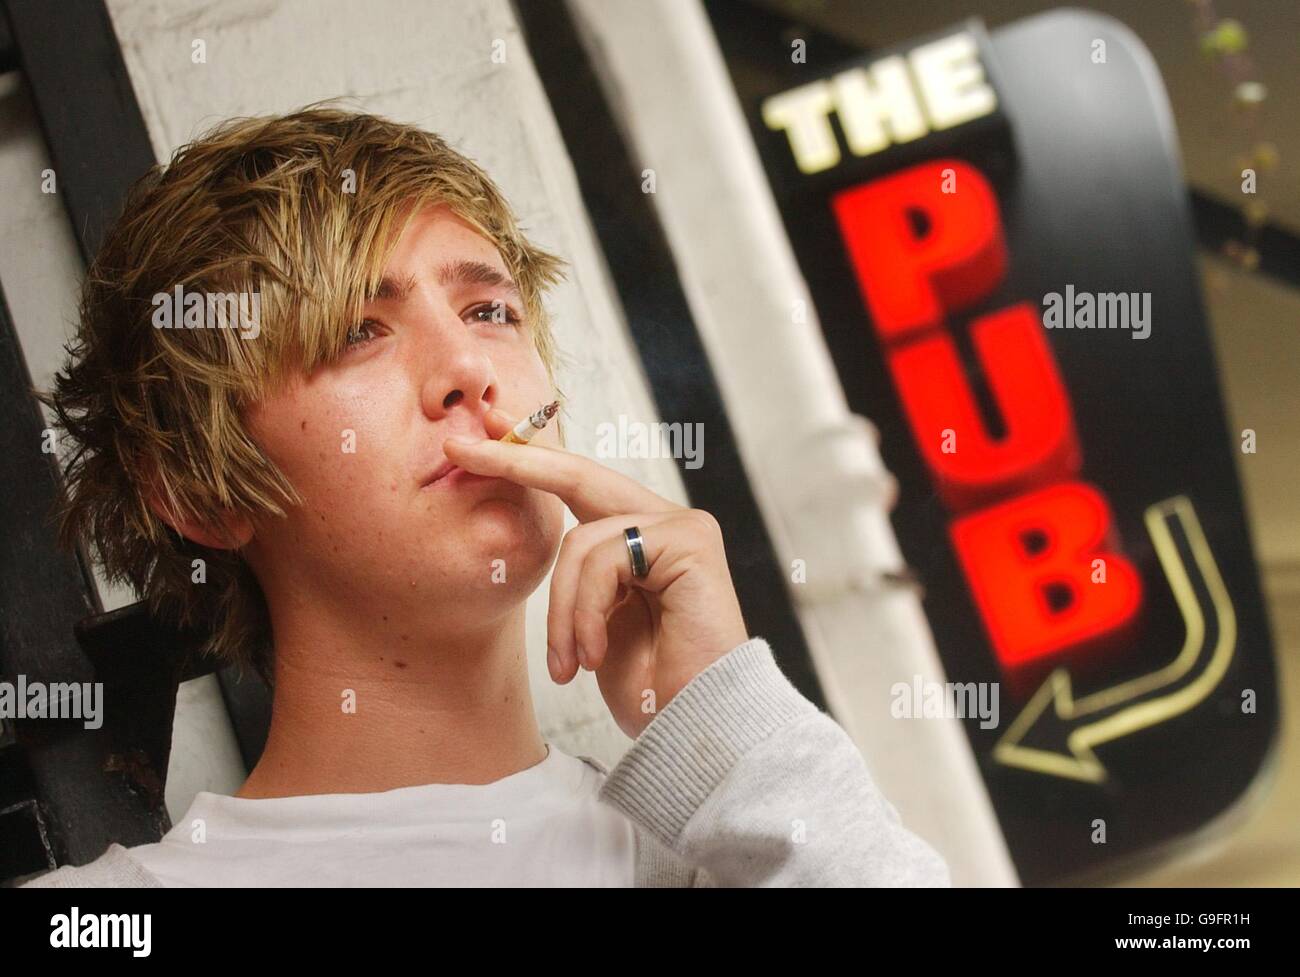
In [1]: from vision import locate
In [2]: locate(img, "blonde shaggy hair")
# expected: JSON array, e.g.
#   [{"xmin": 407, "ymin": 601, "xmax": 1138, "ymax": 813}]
[{"xmin": 43, "ymin": 102, "xmax": 568, "ymax": 682}]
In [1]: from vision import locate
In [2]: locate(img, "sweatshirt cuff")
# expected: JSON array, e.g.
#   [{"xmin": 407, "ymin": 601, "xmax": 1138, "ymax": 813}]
[{"xmin": 597, "ymin": 636, "xmax": 818, "ymax": 849}]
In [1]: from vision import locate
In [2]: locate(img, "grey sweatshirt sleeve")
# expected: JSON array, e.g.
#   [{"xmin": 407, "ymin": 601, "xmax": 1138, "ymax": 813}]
[
  {"xmin": 19, "ymin": 844, "xmax": 162, "ymax": 887},
  {"xmin": 598, "ymin": 637, "xmax": 952, "ymax": 887}
]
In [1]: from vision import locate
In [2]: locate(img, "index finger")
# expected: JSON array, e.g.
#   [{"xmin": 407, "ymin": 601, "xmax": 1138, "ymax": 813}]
[{"xmin": 442, "ymin": 430, "xmax": 681, "ymax": 523}]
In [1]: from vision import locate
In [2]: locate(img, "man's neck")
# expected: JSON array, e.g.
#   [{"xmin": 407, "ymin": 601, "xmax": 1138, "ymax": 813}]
[{"xmin": 235, "ymin": 605, "xmax": 547, "ymax": 798}]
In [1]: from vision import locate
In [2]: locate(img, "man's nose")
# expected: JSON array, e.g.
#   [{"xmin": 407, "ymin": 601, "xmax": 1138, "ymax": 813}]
[{"xmin": 414, "ymin": 310, "xmax": 497, "ymax": 421}]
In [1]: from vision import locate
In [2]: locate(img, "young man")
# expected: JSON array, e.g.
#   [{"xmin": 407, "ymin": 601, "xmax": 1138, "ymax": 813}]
[{"xmin": 24, "ymin": 106, "xmax": 950, "ymax": 887}]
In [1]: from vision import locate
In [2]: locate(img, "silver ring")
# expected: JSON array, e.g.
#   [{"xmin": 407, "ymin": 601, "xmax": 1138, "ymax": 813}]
[{"xmin": 624, "ymin": 526, "xmax": 650, "ymax": 578}]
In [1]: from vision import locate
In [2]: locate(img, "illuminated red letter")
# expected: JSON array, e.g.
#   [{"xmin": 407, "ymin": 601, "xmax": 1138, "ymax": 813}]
[
  {"xmin": 950, "ymin": 483, "xmax": 1142, "ymax": 670},
  {"xmin": 831, "ymin": 158, "xmax": 1007, "ymax": 342},
  {"xmin": 887, "ymin": 302, "xmax": 1080, "ymax": 510}
]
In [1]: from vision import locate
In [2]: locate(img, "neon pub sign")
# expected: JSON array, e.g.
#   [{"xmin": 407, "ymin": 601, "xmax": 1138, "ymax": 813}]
[
  {"xmin": 755, "ymin": 11, "xmax": 1272, "ymax": 782},
  {"xmin": 832, "ymin": 158, "xmax": 1143, "ymax": 680},
  {"xmin": 764, "ymin": 27, "xmax": 1143, "ymax": 686},
  {"xmin": 751, "ymin": 11, "xmax": 1275, "ymax": 884}
]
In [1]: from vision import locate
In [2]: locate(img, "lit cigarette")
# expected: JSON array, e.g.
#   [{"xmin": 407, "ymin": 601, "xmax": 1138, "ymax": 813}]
[{"xmin": 499, "ymin": 399, "xmax": 562, "ymax": 445}]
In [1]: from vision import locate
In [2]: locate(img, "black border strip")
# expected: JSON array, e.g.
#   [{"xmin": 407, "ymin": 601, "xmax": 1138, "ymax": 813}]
[
  {"xmin": 0, "ymin": 283, "xmax": 167, "ymax": 875},
  {"xmin": 1, "ymin": 0, "xmax": 273, "ymax": 872},
  {"xmin": 1190, "ymin": 189, "xmax": 1300, "ymax": 290},
  {"xmin": 3, "ymin": 0, "xmax": 156, "ymax": 264},
  {"xmin": 513, "ymin": 0, "xmax": 826, "ymax": 707}
]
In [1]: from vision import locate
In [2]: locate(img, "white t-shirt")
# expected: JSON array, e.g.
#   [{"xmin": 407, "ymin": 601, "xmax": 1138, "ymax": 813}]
[{"xmin": 126, "ymin": 743, "xmax": 636, "ymax": 887}]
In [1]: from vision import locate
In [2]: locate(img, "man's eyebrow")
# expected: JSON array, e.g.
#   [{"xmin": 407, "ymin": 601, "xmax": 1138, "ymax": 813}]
[
  {"xmin": 370, "ymin": 259, "xmax": 521, "ymax": 302},
  {"xmin": 439, "ymin": 258, "xmax": 521, "ymax": 297}
]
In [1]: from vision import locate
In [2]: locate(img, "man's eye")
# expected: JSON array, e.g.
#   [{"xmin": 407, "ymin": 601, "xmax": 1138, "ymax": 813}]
[
  {"xmin": 344, "ymin": 319, "xmax": 380, "ymax": 349},
  {"xmin": 470, "ymin": 302, "xmax": 522, "ymax": 327}
]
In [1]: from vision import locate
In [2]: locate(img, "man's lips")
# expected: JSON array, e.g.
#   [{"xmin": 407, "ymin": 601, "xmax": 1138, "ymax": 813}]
[
  {"xmin": 424, "ymin": 460, "xmax": 459, "ymax": 486},
  {"xmin": 419, "ymin": 426, "xmax": 498, "ymax": 489},
  {"xmin": 420, "ymin": 459, "xmax": 499, "ymax": 489}
]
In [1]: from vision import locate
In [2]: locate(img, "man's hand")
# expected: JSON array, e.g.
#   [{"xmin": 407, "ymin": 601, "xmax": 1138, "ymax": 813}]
[{"xmin": 443, "ymin": 408, "xmax": 749, "ymax": 739}]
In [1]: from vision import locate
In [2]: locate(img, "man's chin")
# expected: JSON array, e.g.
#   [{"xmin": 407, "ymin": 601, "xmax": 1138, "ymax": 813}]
[
  {"xmin": 416, "ymin": 530, "xmax": 557, "ymax": 595},
  {"xmin": 401, "ymin": 492, "xmax": 563, "ymax": 590}
]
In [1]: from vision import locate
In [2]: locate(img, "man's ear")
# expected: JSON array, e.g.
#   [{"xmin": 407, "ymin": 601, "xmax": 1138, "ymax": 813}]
[{"xmin": 143, "ymin": 473, "xmax": 254, "ymax": 550}]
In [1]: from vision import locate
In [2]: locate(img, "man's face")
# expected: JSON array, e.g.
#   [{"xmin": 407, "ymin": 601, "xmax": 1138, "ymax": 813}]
[{"xmin": 241, "ymin": 201, "xmax": 565, "ymax": 633}]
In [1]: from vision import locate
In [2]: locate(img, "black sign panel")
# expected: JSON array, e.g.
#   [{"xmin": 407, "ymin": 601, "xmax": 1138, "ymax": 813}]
[{"xmin": 711, "ymin": 5, "xmax": 1279, "ymax": 884}]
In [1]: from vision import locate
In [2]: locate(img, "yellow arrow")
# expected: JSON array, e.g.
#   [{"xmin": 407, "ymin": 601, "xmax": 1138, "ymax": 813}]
[{"xmin": 992, "ymin": 496, "xmax": 1236, "ymax": 783}]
